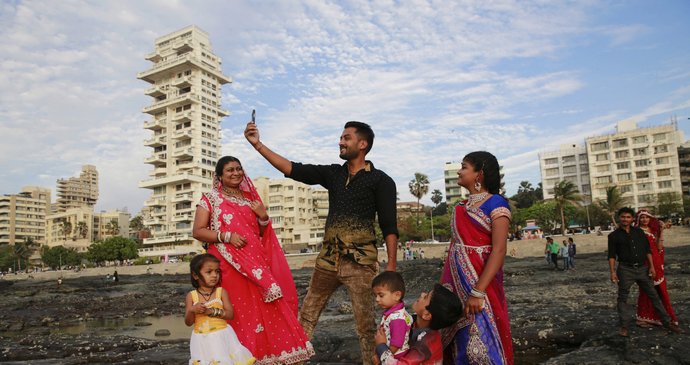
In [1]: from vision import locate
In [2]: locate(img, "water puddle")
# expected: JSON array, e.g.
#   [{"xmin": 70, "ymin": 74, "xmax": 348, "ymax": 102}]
[{"xmin": 56, "ymin": 315, "xmax": 190, "ymax": 340}]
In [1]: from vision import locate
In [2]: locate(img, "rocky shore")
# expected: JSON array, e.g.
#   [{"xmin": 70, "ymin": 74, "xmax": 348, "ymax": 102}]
[{"xmin": 2, "ymin": 238, "xmax": 689, "ymax": 364}]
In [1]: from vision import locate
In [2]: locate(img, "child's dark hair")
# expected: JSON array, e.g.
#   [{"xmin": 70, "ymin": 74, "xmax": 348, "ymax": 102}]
[
  {"xmin": 427, "ymin": 284, "xmax": 463, "ymax": 330},
  {"xmin": 190, "ymin": 254, "xmax": 220, "ymax": 288},
  {"xmin": 371, "ymin": 271, "xmax": 405, "ymax": 298}
]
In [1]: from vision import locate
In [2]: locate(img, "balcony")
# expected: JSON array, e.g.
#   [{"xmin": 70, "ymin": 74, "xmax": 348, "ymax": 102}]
[
  {"xmin": 144, "ymin": 196, "xmax": 166, "ymax": 207},
  {"xmin": 172, "ymin": 111, "xmax": 193, "ymax": 122},
  {"xmin": 149, "ymin": 167, "xmax": 167, "ymax": 177},
  {"xmin": 143, "ymin": 218, "xmax": 165, "ymax": 226},
  {"xmin": 144, "ymin": 135, "xmax": 167, "ymax": 147},
  {"xmin": 144, "ymin": 52, "xmax": 162, "ymax": 62},
  {"xmin": 143, "ymin": 119, "xmax": 165, "ymax": 130},
  {"xmin": 172, "ymin": 193, "xmax": 194, "ymax": 203},
  {"xmin": 142, "ymin": 92, "xmax": 200, "ymax": 115},
  {"xmin": 171, "ymin": 76, "xmax": 193, "ymax": 88},
  {"xmin": 173, "ymin": 128, "xmax": 193, "ymax": 140},
  {"xmin": 138, "ymin": 54, "xmax": 231, "ymax": 84},
  {"xmin": 144, "ymin": 152, "xmax": 167, "ymax": 167},
  {"xmin": 218, "ymin": 108, "xmax": 230, "ymax": 117},
  {"xmin": 172, "ymin": 213, "xmax": 193, "ymax": 222},
  {"xmin": 173, "ymin": 147, "xmax": 194, "ymax": 158},
  {"xmin": 172, "ymin": 39, "xmax": 193, "ymax": 53},
  {"xmin": 144, "ymin": 85, "xmax": 165, "ymax": 97},
  {"xmin": 139, "ymin": 172, "xmax": 206, "ymax": 189}
]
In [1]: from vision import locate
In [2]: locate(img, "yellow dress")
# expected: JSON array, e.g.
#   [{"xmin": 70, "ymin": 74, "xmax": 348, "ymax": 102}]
[{"xmin": 189, "ymin": 288, "xmax": 255, "ymax": 365}]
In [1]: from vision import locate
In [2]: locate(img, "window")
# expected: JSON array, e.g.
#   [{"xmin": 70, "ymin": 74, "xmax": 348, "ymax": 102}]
[
  {"xmin": 580, "ymin": 164, "xmax": 589, "ymax": 172},
  {"xmin": 653, "ymin": 133, "xmax": 666, "ymax": 142},
  {"xmin": 595, "ymin": 153, "xmax": 609, "ymax": 162},
  {"xmin": 639, "ymin": 194, "xmax": 655, "ymax": 203},
  {"xmin": 615, "ymin": 162, "xmax": 630, "ymax": 170},
  {"xmin": 656, "ymin": 157, "xmax": 670, "ymax": 165},
  {"xmin": 636, "ymin": 171, "xmax": 650, "ymax": 179},
  {"xmin": 637, "ymin": 183, "xmax": 650, "ymax": 191},
  {"xmin": 656, "ymin": 168, "xmax": 671, "ymax": 177},
  {"xmin": 657, "ymin": 181, "xmax": 672, "ymax": 189},
  {"xmin": 563, "ymin": 166, "xmax": 577, "ymax": 174},
  {"xmin": 590, "ymin": 142, "xmax": 609, "ymax": 152},
  {"xmin": 545, "ymin": 168, "xmax": 559, "ymax": 177},
  {"xmin": 596, "ymin": 176, "xmax": 612, "ymax": 184},
  {"xmin": 654, "ymin": 145, "xmax": 669, "ymax": 154},
  {"xmin": 579, "ymin": 154, "xmax": 588, "ymax": 160},
  {"xmin": 632, "ymin": 136, "xmax": 647, "ymax": 144},
  {"xmin": 633, "ymin": 148, "xmax": 647, "ymax": 156},
  {"xmin": 620, "ymin": 185, "xmax": 632, "ymax": 194},
  {"xmin": 596, "ymin": 165, "xmax": 610, "ymax": 173},
  {"xmin": 614, "ymin": 150, "xmax": 629, "ymax": 159},
  {"xmin": 562, "ymin": 156, "xmax": 576, "ymax": 164},
  {"xmin": 634, "ymin": 159, "xmax": 649, "ymax": 167},
  {"xmin": 612, "ymin": 139, "xmax": 628, "ymax": 148},
  {"xmin": 616, "ymin": 173, "xmax": 631, "ymax": 182}
]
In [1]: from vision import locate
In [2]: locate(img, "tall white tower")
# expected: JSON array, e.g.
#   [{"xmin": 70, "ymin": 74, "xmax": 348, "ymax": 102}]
[{"xmin": 138, "ymin": 26, "xmax": 231, "ymax": 256}]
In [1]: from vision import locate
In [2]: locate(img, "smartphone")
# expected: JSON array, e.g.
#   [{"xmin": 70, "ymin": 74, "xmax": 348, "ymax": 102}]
[{"xmin": 251, "ymin": 109, "xmax": 256, "ymax": 124}]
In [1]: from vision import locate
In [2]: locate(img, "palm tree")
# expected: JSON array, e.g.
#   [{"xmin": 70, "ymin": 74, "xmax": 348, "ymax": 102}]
[
  {"xmin": 598, "ymin": 186, "xmax": 628, "ymax": 226},
  {"xmin": 76, "ymin": 221, "xmax": 89, "ymax": 239},
  {"xmin": 12, "ymin": 240, "xmax": 32, "ymax": 271},
  {"xmin": 552, "ymin": 180, "xmax": 582, "ymax": 235},
  {"xmin": 430, "ymin": 189, "xmax": 443, "ymax": 207},
  {"xmin": 105, "ymin": 220, "xmax": 120, "ymax": 236},
  {"xmin": 59, "ymin": 221, "xmax": 73, "ymax": 244},
  {"xmin": 409, "ymin": 173, "xmax": 430, "ymax": 225}
]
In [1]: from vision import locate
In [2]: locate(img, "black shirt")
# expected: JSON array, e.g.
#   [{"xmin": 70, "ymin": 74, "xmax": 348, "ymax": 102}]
[
  {"xmin": 288, "ymin": 161, "xmax": 398, "ymax": 270},
  {"xmin": 607, "ymin": 226, "xmax": 650, "ymax": 265}
]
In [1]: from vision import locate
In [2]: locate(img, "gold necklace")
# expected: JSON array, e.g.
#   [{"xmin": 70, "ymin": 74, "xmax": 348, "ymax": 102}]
[
  {"xmin": 222, "ymin": 185, "xmax": 242, "ymax": 196},
  {"xmin": 197, "ymin": 288, "xmax": 214, "ymax": 301}
]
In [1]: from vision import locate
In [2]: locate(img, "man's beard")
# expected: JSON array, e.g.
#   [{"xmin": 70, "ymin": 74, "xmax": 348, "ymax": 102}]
[{"xmin": 339, "ymin": 148, "xmax": 357, "ymax": 160}]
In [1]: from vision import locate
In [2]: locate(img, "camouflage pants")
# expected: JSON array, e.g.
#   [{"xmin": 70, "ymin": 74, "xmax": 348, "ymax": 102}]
[{"xmin": 299, "ymin": 258, "xmax": 379, "ymax": 365}]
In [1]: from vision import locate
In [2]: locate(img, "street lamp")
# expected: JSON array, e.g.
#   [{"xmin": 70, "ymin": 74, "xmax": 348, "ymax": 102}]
[{"xmin": 430, "ymin": 208, "xmax": 435, "ymax": 242}]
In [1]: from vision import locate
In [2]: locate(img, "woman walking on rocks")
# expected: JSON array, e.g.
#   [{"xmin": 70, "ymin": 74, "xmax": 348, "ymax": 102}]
[
  {"xmin": 440, "ymin": 151, "xmax": 513, "ymax": 365},
  {"xmin": 634, "ymin": 209, "xmax": 678, "ymax": 327},
  {"xmin": 193, "ymin": 156, "xmax": 314, "ymax": 364}
]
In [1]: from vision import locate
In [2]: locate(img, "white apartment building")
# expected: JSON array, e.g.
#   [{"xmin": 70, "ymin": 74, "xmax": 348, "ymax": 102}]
[
  {"xmin": 443, "ymin": 162, "xmax": 468, "ymax": 204},
  {"xmin": 45, "ymin": 208, "xmax": 131, "ymax": 252},
  {"xmin": 586, "ymin": 120, "xmax": 684, "ymax": 210},
  {"xmin": 0, "ymin": 186, "xmax": 51, "ymax": 246},
  {"xmin": 539, "ymin": 144, "xmax": 591, "ymax": 200},
  {"xmin": 137, "ymin": 26, "xmax": 231, "ymax": 257},
  {"xmin": 56, "ymin": 165, "xmax": 98, "ymax": 212},
  {"xmin": 254, "ymin": 177, "xmax": 327, "ymax": 251}
]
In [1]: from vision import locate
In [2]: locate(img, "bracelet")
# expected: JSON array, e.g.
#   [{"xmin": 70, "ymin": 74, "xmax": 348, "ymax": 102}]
[
  {"xmin": 223, "ymin": 231, "xmax": 232, "ymax": 243},
  {"xmin": 217, "ymin": 231, "xmax": 222, "ymax": 243},
  {"xmin": 469, "ymin": 287, "xmax": 486, "ymax": 299},
  {"xmin": 258, "ymin": 217, "xmax": 271, "ymax": 226},
  {"xmin": 254, "ymin": 142, "xmax": 264, "ymax": 151}
]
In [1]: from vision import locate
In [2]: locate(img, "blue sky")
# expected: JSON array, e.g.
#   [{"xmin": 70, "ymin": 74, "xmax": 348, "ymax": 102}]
[{"xmin": 1, "ymin": 0, "xmax": 689, "ymax": 214}]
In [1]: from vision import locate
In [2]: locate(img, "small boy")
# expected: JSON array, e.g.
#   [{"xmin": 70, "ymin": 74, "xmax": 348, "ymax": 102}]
[
  {"xmin": 372, "ymin": 272, "xmax": 414, "ymax": 360},
  {"xmin": 374, "ymin": 283, "xmax": 464, "ymax": 365}
]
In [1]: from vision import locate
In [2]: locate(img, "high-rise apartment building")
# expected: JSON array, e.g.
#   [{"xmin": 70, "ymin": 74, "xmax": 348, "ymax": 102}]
[
  {"xmin": 539, "ymin": 144, "xmax": 591, "ymax": 200},
  {"xmin": 253, "ymin": 177, "xmax": 326, "ymax": 252},
  {"xmin": 0, "ymin": 186, "xmax": 51, "ymax": 246},
  {"xmin": 137, "ymin": 26, "xmax": 231, "ymax": 257},
  {"xmin": 678, "ymin": 141, "xmax": 690, "ymax": 197},
  {"xmin": 443, "ymin": 162, "xmax": 468, "ymax": 204},
  {"xmin": 45, "ymin": 208, "xmax": 131, "ymax": 252},
  {"xmin": 586, "ymin": 120, "xmax": 684, "ymax": 210},
  {"xmin": 56, "ymin": 165, "xmax": 98, "ymax": 212}
]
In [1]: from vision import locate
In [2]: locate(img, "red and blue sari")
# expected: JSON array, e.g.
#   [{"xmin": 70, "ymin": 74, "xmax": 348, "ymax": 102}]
[{"xmin": 441, "ymin": 195, "xmax": 513, "ymax": 365}]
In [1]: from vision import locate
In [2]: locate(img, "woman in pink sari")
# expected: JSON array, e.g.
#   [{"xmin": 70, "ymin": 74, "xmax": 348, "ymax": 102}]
[
  {"xmin": 633, "ymin": 209, "xmax": 678, "ymax": 327},
  {"xmin": 441, "ymin": 151, "xmax": 513, "ymax": 365},
  {"xmin": 193, "ymin": 156, "xmax": 314, "ymax": 364}
]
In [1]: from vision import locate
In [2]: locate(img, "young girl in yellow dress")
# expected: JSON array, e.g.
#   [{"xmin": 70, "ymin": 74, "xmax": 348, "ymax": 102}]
[{"xmin": 185, "ymin": 254, "xmax": 255, "ymax": 365}]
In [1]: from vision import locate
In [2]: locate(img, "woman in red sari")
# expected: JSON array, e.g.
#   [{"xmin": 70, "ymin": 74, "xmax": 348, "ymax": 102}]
[
  {"xmin": 193, "ymin": 156, "xmax": 314, "ymax": 364},
  {"xmin": 441, "ymin": 151, "xmax": 513, "ymax": 365},
  {"xmin": 634, "ymin": 209, "xmax": 678, "ymax": 327}
]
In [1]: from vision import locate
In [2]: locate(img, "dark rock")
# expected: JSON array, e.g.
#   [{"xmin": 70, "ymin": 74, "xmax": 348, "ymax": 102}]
[{"xmin": 154, "ymin": 329, "xmax": 171, "ymax": 336}]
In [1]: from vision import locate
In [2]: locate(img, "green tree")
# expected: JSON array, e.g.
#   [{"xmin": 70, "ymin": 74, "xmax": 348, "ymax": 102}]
[
  {"xmin": 552, "ymin": 180, "xmax": 582, "ymax": 234},
  {"xmin": 408, "ymin": 173, "xmax": 430, "ymax": 226},
  {"xmin": 41, "ymin": 245, "xmax": 81, "ymax": 269},
  {"xmin": 598, "ymin": 186, "xmax": 629, "ymax": 226},
  {"xmin": 657, "ymin": 192, "xmax": 684, "ymax": 218},
  {"xmin": 430, "ymin": 189, "xmax": 443, "ymax": 207},
  {"xmin": 76, "ymin": 221, "xmax": 89, "ymax": 239},
  {"xmin": 59, "ymin": 220, "xmax": 73, "ymax": 243},
  {"xmin": 88, "ymin": 237, "xmax": 139, "ymax": 265}
]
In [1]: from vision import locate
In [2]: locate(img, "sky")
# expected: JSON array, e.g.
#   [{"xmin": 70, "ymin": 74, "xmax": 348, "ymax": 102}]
[{"xmin": 1, "ymin": 0, "xmax": 689, "ymax": 215}]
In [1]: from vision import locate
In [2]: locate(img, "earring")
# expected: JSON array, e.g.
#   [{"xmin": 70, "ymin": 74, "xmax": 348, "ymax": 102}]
[{"xmin": 474, "ymin": 180, "xmax": 482, "ymax": 192}]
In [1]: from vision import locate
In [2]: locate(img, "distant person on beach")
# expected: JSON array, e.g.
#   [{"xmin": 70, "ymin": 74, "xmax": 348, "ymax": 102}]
[
  {"xmin": 192, "ymin": 156, "xmax": 314, "ymax": 363},
  {"xmin": 633, "ymin": 209, "xmax": 678, "ymax": 328},
  {"xmin": 608, "ymin": 207, "xmax": 682, "ymax": 337},
  {"xmin": 373, "ymin": 284, "xmax": 463, "ymax": 365},
  {"xmin": 371, "ymin": 272, "xmax": 413, "ymax": 362},
  {"xmin": 440, "ymin": 151, "xmax": 513, "ymax": 364},
  {"xmin": 245, "ymin": 119, "xmax": 398, "ymax": 364},
  {"xmin": 560, "ymin": 240, "xmax": 569, "ymax": 271},
  {"xmin": 548, "ymin": 237, "xmax": 560, "ymax": 270},
  {"xmin": 567, "ymin": 237, "xmax": 576, "ymax": 270},
  {"xmin": 185, "ymin": 254, "xmax": 254, "ymax": 365},
  {"xmin": 113, "ymin": 270, "xmax": 119, "ymax": 282}
]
